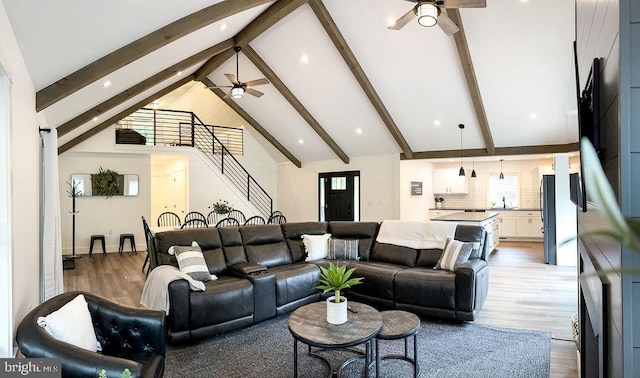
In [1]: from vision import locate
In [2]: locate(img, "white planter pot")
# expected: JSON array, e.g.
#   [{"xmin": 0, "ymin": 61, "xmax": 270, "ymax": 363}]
[{"xmin": 326, "ymin": 296, "xmax": 348, "ymax": 324}]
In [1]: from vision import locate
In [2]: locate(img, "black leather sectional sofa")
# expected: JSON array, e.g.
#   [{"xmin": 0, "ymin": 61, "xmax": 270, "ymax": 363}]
[{"xmin": 150, "ymin": 221, "xmax": 489, "ymax": 343}]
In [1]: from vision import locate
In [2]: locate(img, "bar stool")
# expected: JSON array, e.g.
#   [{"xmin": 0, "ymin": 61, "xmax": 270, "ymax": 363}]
[
  {"xmin": 89, "ymin": 235, "xmax": 106, "ymax": 256},
  {"xmin": 118, "ymin": 233, "xmax": 136, "ymax": 255},
  {"xmin": 375, "ymin": 310, "xmax": 420, "ymax": 378}
]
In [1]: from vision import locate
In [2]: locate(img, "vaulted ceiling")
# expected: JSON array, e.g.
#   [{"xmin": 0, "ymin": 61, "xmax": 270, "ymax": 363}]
[{"xmin": 3, "ymin": 0, "xmax": 578, "ymax": 167}]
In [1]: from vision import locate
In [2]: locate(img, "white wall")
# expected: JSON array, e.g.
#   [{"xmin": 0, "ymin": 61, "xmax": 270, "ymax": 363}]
[
  {"xmin": 0, "ymin": 1, "xmax": 41, "ymax": 357},
  {"xmin": 277, "ymin": 154, "xmax": 399, "ymax": 222},
  {"xmin": 554, "ymin": 154, "xmax": 577, "ymax": 266},
  {"xmin": 399, "ymin": 159, "xmax": 435, "ymax": 221}
]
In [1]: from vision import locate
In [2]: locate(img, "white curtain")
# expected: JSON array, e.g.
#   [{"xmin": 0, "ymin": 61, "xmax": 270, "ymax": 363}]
[{"xmin": 41, "ymin": 128, "xmax": 63, "ymax": 301}]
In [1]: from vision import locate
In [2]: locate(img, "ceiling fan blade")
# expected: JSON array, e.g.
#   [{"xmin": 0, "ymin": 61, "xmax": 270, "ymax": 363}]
[
  {"xmin": 244, "ymin": 78, "xmax": 270, "ymax": 87},
  {"xmin": 205, "ymin": 85, "xmax": 232, "ymax": 89},
  {"xmin": 442, "ymin": 0, "xmax": 486, "ymax": 8},
  {"xmin": 245, "ymin": 88, "xmax": 264, "ymax": 98},
  {"xmin": 388, "ymin": 9, "xmax": 416, "ymax": 30},
  {"xmin": 438, "ymin": 10, "xmax": 460, "ymax": 36},
  {"xmin": 224, "ymin": 73, "xmax": 239, "ymax": 85},
  {"xmin": 223, "ymin": 90, "xmax": 233, "ymax": 99}
]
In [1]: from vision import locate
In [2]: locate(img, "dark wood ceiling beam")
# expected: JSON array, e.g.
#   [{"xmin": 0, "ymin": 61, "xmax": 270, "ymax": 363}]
[
  {"xmin": 242, "ymin": 45, "xmax": 350, "ymax": 164},
  {"xmin": 308, "ymin": 0, "xmax": 414, "ymax": 159},
  {"xmin": 195, "ymin": 0, "xmax": 308, "ymax": 82},
  {"xmin": 201, "ymin": 77, "xmax": 302, "ymax": 168},
  {"xmin": 58, "ymin": 75, "xmax": 194, "ymax": 155},
  {"xmin": 447, "ymin": 9, "xmax": 495, "ymax": 155},
  {"xmin": 57, "ymin": 39, "xmax": 234, "ymax": 138},
  {"xmin": 401, "ymin": 143, "xmax": 579, "ymax": 160},
  {"xmin": 37, "ymin": 0, "xmax": 272, "ymax": 111}
]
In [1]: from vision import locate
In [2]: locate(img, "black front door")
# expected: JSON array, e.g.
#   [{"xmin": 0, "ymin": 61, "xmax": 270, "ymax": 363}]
[{"xmin": 319, "ymin": 171, "xmax": 359, "ymax": 221}]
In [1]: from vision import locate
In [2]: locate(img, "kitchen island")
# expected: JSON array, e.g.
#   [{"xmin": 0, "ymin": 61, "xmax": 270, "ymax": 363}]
[{"xmin": 432, "ymin": 211, "xmax": 500, "ymax": 253}]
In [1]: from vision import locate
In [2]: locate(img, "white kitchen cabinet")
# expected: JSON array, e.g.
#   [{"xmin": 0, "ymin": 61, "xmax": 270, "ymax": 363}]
[
  {"xmin": 433, "ymin": 169, "xmax": 467, "ymax": 194},
  {"xmin": 516, "ymin": 211, "xmax": 544, "ymax": 238},
  {"xmin": 497, "ymin": 212, "xmax": 517, "ymax": 237}
]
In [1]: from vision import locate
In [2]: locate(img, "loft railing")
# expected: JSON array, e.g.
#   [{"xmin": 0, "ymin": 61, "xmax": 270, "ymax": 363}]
[{"xmin": 116, "ymin": 108, "xmax": 272, "ymax": 218}]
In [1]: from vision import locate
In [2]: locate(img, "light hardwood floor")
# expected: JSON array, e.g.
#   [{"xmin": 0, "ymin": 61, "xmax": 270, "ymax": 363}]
[{"xmin": 63, "ymin": 240, "xmax": 578, "ymax": 377}]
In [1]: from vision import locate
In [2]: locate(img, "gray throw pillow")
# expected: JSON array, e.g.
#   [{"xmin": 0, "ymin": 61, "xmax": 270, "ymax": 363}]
[
  {"xmin": 435, "ymin": 238, "xmax": 473, "ymax": 271},
  {"xmin": 168, "ymin": 241, "xmax": 214, "ymax": 282},
  {"xmin": 328, "ymin": 239, "xmax": 359, "ymax": 260}
]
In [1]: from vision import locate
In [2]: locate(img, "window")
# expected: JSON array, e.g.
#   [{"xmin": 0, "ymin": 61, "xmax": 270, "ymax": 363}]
[
  {"xmin": 488, "ymin": 173, "xmax": 519, "ymax": 209},
  {"xmin": 331, "ymin": 177, "xmax": 346, "ymax": 190}
]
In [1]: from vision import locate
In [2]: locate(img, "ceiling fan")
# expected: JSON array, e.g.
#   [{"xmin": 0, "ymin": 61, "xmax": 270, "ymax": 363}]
[
  {"xmin": 206, "ymin": 46, "xmax": 270, "ymax": 99},
  {"xmin": 388, "ymin": 0, "xmax": 486, "ymax": 36}
]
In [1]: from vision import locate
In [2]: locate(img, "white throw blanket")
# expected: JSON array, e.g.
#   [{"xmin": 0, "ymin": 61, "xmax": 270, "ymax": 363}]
[
  {"xmin": 376, "ymin": 220, "xmax": 458, "ymax": 249},
  {"xmin": 140, "ymin": 265, "xmax": 206, "ymax": 313}
]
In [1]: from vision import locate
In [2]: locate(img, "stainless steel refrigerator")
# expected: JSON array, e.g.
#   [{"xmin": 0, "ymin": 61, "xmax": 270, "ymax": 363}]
[{"xmin": 541, "ymin": 175, "xmax": 556, "ymax": 264}]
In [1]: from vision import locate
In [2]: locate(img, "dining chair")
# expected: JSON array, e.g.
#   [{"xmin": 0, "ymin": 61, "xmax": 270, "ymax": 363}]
[
  {"xmin": 184, "ymin": 211, "xmax": 207, "ymax": 224},
  {"xmin": 267, "ymin": 214, "xmax": 287, "ymax": 225},
  {"xmin": 207, "ymin": 211, "xmax": 221, "ymax": 226},
  {"xmin": 141, "ymin": 216, "xmax": 153, "ymax": 275},
  {"xmin": 181, "ymin": 219, "xmax": 208, "ymax": 229},
  {"xmin": 244, "ymin": 215, "xmax": 266, "ymax": 226},
  {"xmin": 228, "ymin": 210, "xmax": 246, "ymax": 224},
  {"xmin": 158, "ymin": 211, "xmax": 181, "ymax": 227},
  {"xmin": 215, "ymin": 217, "xmax": 240, "ymax": 228}
]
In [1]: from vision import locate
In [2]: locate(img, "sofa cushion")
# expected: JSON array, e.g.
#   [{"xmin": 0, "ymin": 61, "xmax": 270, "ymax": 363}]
[
  {"xmin": 328, "ymin": 222, "xmax": 379, "ymax": 261},
  {"xmin": 169, "ymin": 242, "xmax": 215, "ymax": 282},
  {"xmin": 370, "ymin": 243, "xmax": 418, "ymax": 267},
  {"xmin": 189, "ymin": 276, "xmax": 253, "ymax": 329},
  {"xmin": 302, "ymin": 233, "xmax": 331, "ymax": 261},
  {"xmin": 155, "ymin": 228, "xmax": 227, "ymax": 275},
  {"xmin": 416, "ymin": 248, "xmax": 444, "ymax": 268},
  {"xmin": 36, "ymin": 294, "xmax": 100, "ymax": 352},
  {"xmin": 240, "ymin": 225, "xmax": 292, "ymax": 268},
  {"xmin": 218, "ymin": 227, "xmax": 247, "ymax": 266},
  {"xmin": 394, "ymin": 268, "xmax": 456, "ymax": 310},
  {"xmin": 435, "ymin": 238, "xmax": 473, "ymax": 271},
  {"xmin": 328, "ymin": 239, "xmax": 359, "ymax": 260},
  {"xmin": 346, "ymin": 261, "xmax": 404, "ymax": 302},
  {"xmin": 282, "ymin": 222, "xmax": 329, "ymax": 262},
  {"xmin": 268, "ymin": 263, "xmax": 321, "ymax": 306}
]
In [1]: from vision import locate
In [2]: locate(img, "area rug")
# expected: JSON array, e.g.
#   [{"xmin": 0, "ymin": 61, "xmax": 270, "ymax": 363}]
[{"xmin": 165, "ymin": 314, "xmax": 550, "ymax": 378}]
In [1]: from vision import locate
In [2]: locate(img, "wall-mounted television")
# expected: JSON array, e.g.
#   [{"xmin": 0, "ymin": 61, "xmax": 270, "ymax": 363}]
[{"xmin": 573, "ymin": 41, "xmax": 601, "ymax": 212}]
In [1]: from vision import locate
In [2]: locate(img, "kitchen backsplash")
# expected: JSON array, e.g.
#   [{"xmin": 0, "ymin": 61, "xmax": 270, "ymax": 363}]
[{"xmin": 436, "ymin": 188, "xmax": 541, "ymax": 209}]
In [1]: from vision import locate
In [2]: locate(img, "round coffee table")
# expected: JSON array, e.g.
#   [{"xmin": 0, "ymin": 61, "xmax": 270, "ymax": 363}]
[
  {"xmin": 375, "ymin": 310, "xmax": 421, "ymax": 378},
  {"xmin": 288, "ymin": 301, "xmax": 382, "ymax": 378}
]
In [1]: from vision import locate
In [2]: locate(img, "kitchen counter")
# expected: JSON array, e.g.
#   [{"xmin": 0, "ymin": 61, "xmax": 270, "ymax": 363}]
[
  {"xmin": 431, "ymin": 211, "xmax": 500, "ymax": 222},
  {"xmin": 429, "ymin": 208, "xmax": 541, "ymax": 212}
]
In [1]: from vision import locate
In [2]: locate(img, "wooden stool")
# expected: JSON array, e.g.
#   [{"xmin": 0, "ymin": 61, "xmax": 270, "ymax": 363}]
[
  {"xmin": 89, "ymin": 235, "xmax": 106, "ymax": 256},
  {"xmin": 375, "ymin": 310, "xmax": 420, "ymax": 378},
  {"xmin": 118, "ymin": 233, "xmax": 136, "ymax": 255}
]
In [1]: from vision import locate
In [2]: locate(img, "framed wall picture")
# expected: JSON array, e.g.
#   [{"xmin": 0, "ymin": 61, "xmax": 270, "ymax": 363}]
[{"xmin": 410, "ymin": 181, "xmax": 422, "ymax": 196}]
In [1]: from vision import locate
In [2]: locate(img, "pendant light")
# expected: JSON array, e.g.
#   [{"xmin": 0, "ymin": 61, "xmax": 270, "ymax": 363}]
[
  {"xmin": 458, "ymin": 124, "xmax": 465, "ymax": 176},
  {"xmin": 499, "ymin": 159, "xmax": 505, "ymax": 180},
  {"xmin": 471, "ymin": 157, "xmax": 477, "ymax": 178}
]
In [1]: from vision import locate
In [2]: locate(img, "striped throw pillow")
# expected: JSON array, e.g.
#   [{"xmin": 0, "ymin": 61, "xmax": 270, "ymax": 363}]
[
  {"xmin": 328, "ymin": 239, "xmax": 359, "ymax": 260},
  {"xmin": 168, "ymin": 241, "xmax": 214, "ymax": 282},
  {"xmin": 435, "ymin": 238, "xmax": 473, "ymax": 271}
]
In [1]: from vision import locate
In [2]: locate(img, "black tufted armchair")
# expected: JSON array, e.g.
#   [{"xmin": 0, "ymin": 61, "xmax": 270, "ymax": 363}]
[{"xmin": 16, "ymin": 291, "xmax": 166, "ymax": 378}]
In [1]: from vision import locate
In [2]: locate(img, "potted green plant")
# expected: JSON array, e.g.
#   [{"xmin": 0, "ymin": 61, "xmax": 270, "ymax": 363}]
[
  {"xmin": 212, "ymin": 199, "xmax": 233, "ymax": 215},
  {"xmin": 315, "ymin": 262, "xmax": 363, "ymax": 324},
  {"xmin": 91, "ymin": 166, "xmax": 120, "ymax": 198}
]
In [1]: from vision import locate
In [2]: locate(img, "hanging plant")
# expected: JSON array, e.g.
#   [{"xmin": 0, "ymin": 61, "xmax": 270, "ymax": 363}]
[{"xmin": 91, "ymin": 166, "xmax": 120, "ymax": 198}]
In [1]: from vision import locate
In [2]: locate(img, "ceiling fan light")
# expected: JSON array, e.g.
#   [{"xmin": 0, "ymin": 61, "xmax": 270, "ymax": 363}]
[
  {"xmin": 416, "ymin": 2, "xmax": 439, "ymax": 27},
  {"xmin": 231, "ymin": 87, "xmax": 244, "ymax": 99}
]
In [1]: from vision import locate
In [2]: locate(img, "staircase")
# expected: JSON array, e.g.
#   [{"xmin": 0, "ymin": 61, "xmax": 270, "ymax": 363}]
[{"xmin": 117, "ymin": 108, "xmax": 273, "ymax": 218}]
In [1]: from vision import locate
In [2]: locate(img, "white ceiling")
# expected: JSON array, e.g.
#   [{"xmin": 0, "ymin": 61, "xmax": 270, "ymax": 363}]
[{"xmin": 3, "ymin": 0, "xmax": 577, "ymax": 165}]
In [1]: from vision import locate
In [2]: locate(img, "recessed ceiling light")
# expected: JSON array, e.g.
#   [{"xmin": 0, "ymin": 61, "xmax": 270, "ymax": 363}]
[
  {"xmin": 388, "ymin": 18, "xmax": 397, "ymax": 28},
  {"xmin": 220, "ymin": 24, "xmax": 227, "ymax": 31},
  {"xmin": 298, "ymin": 139, "xmax": 304, "ymax": 144},
  {"xmin": 300, "ymin": 54, "xmax": 309, "ymax": 64},
  {"xmin": 103, "ymin": 80, "xmax": 112, "ymax": 88},
  {"xmin": 356, "ymin": 128, "xmax": 363, "ymax": 134},
  {"xmin": 434, "ymin": 120, "xmax": 441, "ymax": 126},
  {"xmin": 530, "ymin": 113, "xmax": 537, "ymax": 120},
  {"xmin": 92, "ymin": 117, "xmax": 98, "ymax": 122},
  {"xmin": 176, "ymin": 71, "xmax": 182, "ymax": 76},
  {"xmin": 519, "ymin": 0, "xmax": 528, "ymax": 3}
]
